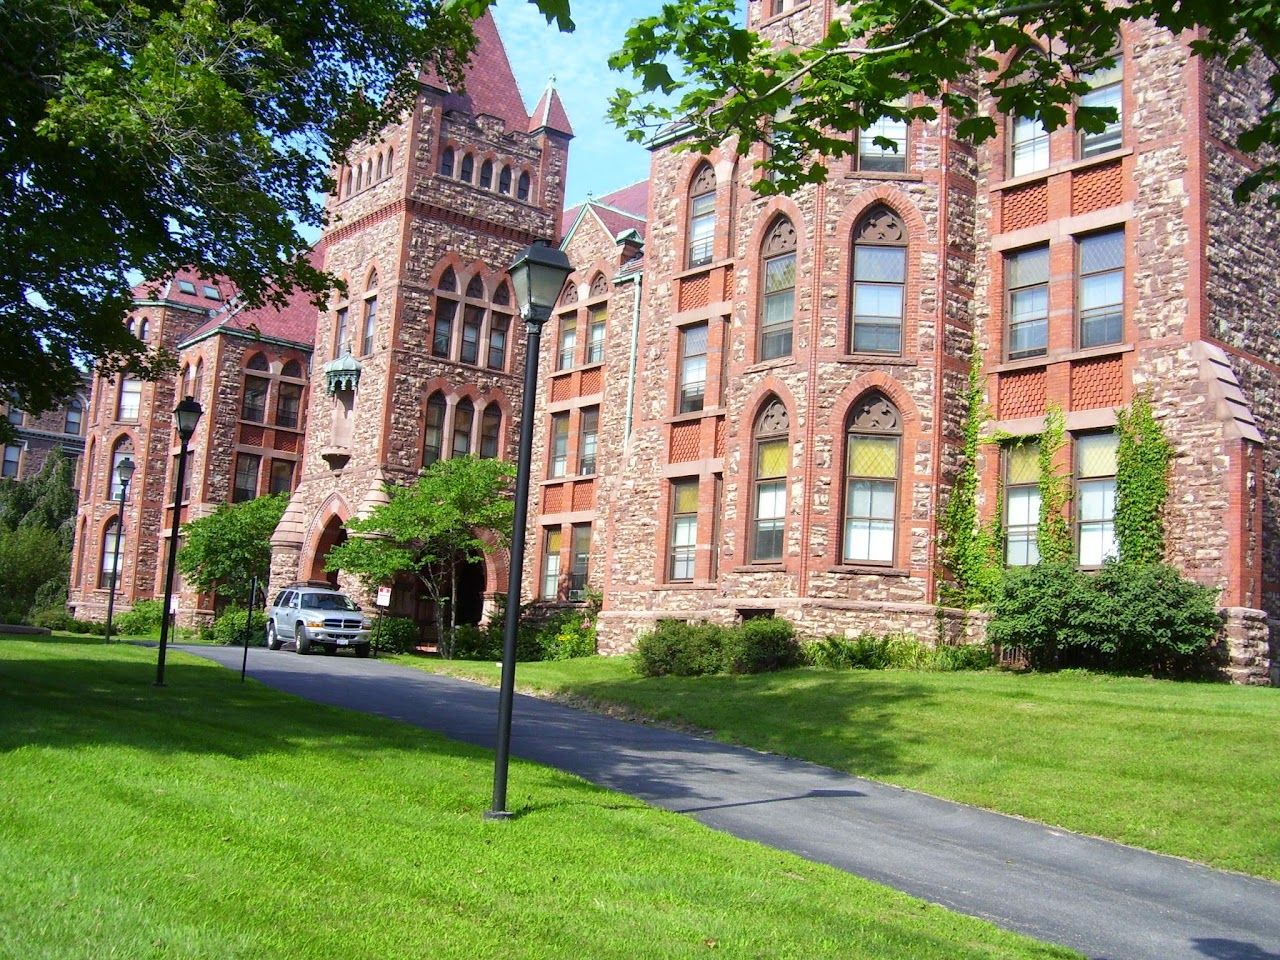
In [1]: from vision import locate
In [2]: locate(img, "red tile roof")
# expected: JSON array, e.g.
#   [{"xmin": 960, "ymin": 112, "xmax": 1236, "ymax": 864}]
[
  {"xmin": 561, "ymin": 179, "xmax": 650, "ymax": 239},
  {"xmin": 529, "ymin": 81, "xmax": 573, "ymax": 136},
  {"xmin": 424, "ymin": 11, "xmax": 531, "ymax": 134},
  {"xmin": 131, "ymin": 266, "xmax": 235, "ymax": 310},
  {"xmin": 179, "ymin": 249, "xmax": 323, "ymax": 349}
]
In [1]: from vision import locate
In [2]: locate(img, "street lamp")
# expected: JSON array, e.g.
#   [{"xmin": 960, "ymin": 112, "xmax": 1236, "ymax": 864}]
[
  {"xmin": 156, "ymin": 395, "xmax": 202, "ymax": 686},
  {"xmin": 488, "ymin": 241, "xmax": 573, "ymax": 820},
  {"xmin": 102, "ymin": 456, "xmax": 135, "ymax": 644}
]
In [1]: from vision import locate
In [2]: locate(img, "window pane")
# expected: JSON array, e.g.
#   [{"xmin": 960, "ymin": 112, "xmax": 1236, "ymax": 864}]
[
  {"xmin": 1077, "ymin": 433, "xmax": 1118, "ymax": 477},
  {"xmin": 756, "ymin": 480, "xmax": 786, "ymax": 520},
  {"xmin": 1080, "ymin": 231, "xmax": 1124, "ymax": 273},
  {"xmin": 756, "ymin": 438, "xmax": 789, "ymax": 478},
  {"xmin": 854, "ymin": 284, "xmax": 904, "ymax": 319},
  {"xmin": 764, "ymin": 253, "xmax": 795, "ymax": 293},
  {"xmin": 673, "ymin": 480, "xmax": 699, "ymax": 514},
  {"xmin": 847, "ymin": 436, "xmax": 898, "ymax": 478},
  {"xmin": 1008, "ymin": 443, "xmax": 1040, "ymax": 483},
  {"xmin": 1007, "ymin": 247, "xmax": 1050, "ymax": 287},
  {"xmin": 1011, "ymin": 116, "xmax": 1050, "ymax": 177},
  {"xmin": 855, "ymin": 246, "xmax": 906, "ymax": 282},
  {"xmin": 432, "ymin": 300, "xmax": 455, "ymax": 358},
  {"xmin": 1007, "ymin": 485, "xmax": 1040, "ymax": 526}
]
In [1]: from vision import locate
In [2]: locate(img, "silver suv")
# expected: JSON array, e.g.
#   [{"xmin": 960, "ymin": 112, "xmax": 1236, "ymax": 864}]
[{"xmin": 266, "ymin": 583, "xmax": 373, "ymax": 656}]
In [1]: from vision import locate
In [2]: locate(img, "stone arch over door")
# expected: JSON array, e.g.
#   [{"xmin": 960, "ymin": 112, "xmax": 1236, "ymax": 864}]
[{"xmin": 307, "ymin": 515, "xmax": 347, "ymax": 585}]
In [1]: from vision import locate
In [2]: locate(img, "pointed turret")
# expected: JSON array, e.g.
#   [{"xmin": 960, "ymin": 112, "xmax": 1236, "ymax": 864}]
[
  {"xmin": 422, "ymin": 11, "xmax": 532, "ymax": 133},
  {"xmin": 529, "ymin": 76, "xmax": 574, "ymax": 138}
]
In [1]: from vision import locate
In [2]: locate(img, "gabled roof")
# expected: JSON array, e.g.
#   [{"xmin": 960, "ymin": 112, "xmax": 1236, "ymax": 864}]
[
  {"xmin": 529, "ymin": 78, "xmax": 573, "ymax": 137},
  {"xmin": 130, "ymin": 266, "xmax": 234, "ymax": 310},
  {"xmin": 561, "ymin": 179, "xmax": 650, "ymax": 241},
  {"xmin": 424, "ymin": 11, "xmax": 531, "ymax": 134},
  {"xmin": 178, "ymin": 250, "xmax": 323, "ymax": 351}
]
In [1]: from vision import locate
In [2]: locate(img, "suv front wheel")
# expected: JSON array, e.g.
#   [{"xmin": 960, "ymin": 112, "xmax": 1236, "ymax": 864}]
[
  {"xmin": 295, "ymin": 626, "xmax": 311, "ymax": 655},
  {"xmin": 266, "ymin": 622, "xmax": 281, "ymax": 650}
]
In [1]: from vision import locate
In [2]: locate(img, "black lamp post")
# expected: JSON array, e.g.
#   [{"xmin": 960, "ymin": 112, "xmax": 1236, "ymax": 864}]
[
  {"xmin": 156, "ymin": 395, "xmax": 202, "ymax": 686},
  {"xmin": 102, "ymin": 456, "xmax": 135, "ymax": 645},
  {"xmin": 487, "ymin": 242, "xmax": 573, "ymax": 820}
]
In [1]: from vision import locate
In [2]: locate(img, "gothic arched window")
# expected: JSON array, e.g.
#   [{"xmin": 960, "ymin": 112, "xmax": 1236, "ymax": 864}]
[
  {"xmin": 499, "ymin": 165, "xmax": 513, "ymax": 195},
  {"xmin": 843, "ymin": 391, "xmax": 901, "ymax": 564},
  {"xmin": 687, "ymin": 162, "xmax": 717, "ymax": 267},
  {"xmin": 516, "ymin": 171, "xmax": 531, "ymax": 202},
  {"xmin": 423, "ymin": 392, "xmax": 446, "ymax": 467},
  {"xmin": 439, "ymin": 146, "xmax": 455, "ymax": 177},
  {"xmin": 759, "ymin": 216, "xmax": 797, "ymax": 361},
  {"xmin": 751, "ymin": 398, "xmax": 789, "ymax": 562},
  {"xmin": 432, "ymin": 269, "xmax": 458, "ymax": 358},
  {"xmin": 452, "ymin": 398, "xmax": 474, "ymax": 457},
  {"xmin": 480, "ymin": 404, "xmax": 502, "ymax": 458},
  {"xmin": 851, "ymin": 206, "xmax": 907, "ymax": 355},
  {"xmin": 480, "ymin": 159, "xmax": 494, "ymax": 189}
]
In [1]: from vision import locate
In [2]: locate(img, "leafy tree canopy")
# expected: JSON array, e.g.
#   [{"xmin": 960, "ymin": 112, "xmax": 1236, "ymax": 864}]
[
  {"xmin": 176, "ymin": 493, "xmax": 288, "ymax": 605},
  {"xmin": 0, "ymin": 448, "xmax": 78, "ymax": 547},
  {"xmin": 586, "ymin": 0, "xmax": 1280, "ymax": 202},
  {"xmin": 2, "ymin": 0, "xmax": 480, "ymax": 421}
]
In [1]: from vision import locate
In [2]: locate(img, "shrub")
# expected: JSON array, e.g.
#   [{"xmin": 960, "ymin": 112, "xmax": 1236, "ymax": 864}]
[
  {"xmin": 723, "ymin": 617, "xmax": 798, "ymax": 674},
  {"xmin": 370, "ymin": 616, "xmax": 418, "ymax": 655},
  {"xmin": 634, "ymin": 620, "xmax": 729, "ymax": 677},
  {"xmin": 989, "ymin": 562, "xmax": 1220, "ymax": 677},
  {"xmin": 803, "ymin": 632, "xmax": 991, "ymax": 672},
  {"xmin": 932, "ymin": 642, "xmax": 996, "ymax": 671},
  {"xmin": 449, "ymin": 622, "xmax": 503, "ymax": 661},
  {"xmin": 114, "ymin": 599, "xmax": 166, "ymax": 637},
  {"xmin": 208, "ymin": 607, "xmax": 269, "ymax": 646},
  {"xmin": 541, "ymin": 615, "xmax": 597, "ymax": 661}
]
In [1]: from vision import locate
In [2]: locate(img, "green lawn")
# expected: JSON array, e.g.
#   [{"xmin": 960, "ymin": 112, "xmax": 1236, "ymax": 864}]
[
  {"xmin": 0, "ymin": 637, "xmax": 1077, "ymax": 960},
  {"xmin": 399, "ymin": 655, "xmax": 1280, "ymax": 881}
]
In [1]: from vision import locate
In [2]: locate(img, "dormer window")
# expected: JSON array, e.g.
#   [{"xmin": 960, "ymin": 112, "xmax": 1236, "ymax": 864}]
[{"xmin": 177, "ymin": 280, "xmax": 197, "ymax": 295}]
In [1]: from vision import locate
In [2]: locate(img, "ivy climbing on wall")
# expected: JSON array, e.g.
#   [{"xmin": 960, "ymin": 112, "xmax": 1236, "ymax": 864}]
[
  {"xmin": 1115, "ymin": 392, "xmax": 1173, "ymax": 565},
  {"xmin": 1036, "ymin": 403, "xmax": 1074, "ymax": 565}
]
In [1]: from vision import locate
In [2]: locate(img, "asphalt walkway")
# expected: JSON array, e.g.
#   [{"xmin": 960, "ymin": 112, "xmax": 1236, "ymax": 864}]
[{"xmin": 182, "ymin": 645, "xmax": 1280, "ymax": 960}]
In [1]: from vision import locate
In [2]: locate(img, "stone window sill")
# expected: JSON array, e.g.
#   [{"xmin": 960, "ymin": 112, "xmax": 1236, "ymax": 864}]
[
  {"xmin": 744, "ymin": 357, "xmax": 797, "ymax": 375},
  {"xmin": 664, "ymin": 407, "xmax": 724, "ymax": 426},
  {"xmin": 732, "ymin": 563, "xmax": 786, "ymax": 573},
  {"xmin": 654, "ymin": 583, "xmax": 718, "ymax": 592},
  {"xmin": 991, "ymin": 147, "xmax": 1132, "ymax": 193},
  {"xmin": 674, "ymin": 259, "xmax": 734, "ymax": 283},
  {"xmin": 843, "ymin": 170, "xmax": 923, "ymax": 183},
  {"xmin": 994, "ymin": 342, "xmax": 1132, "ymax": 374},
  {"xmin": 827, "ymin": 565, "xmax": 910, "ymax": 577},
  {"xmin": 836, "ymin": 355, "xmax": 918, "ymax": 367}
]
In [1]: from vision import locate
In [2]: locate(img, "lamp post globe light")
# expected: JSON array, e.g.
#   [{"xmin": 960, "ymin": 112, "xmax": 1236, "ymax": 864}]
[
  {"xmin": 488, "ymin": 241, "xmax": 573, "ymax": 820},
  {"xmin": 155, "ymin": 395, "xmax": 202, "ymax": 687},
  {"xmin": 102, "ymin": 456, "xmax": 135, "ymax": 645}
]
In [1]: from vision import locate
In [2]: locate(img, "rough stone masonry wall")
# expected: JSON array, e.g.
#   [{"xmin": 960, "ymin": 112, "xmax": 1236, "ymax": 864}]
[{"xmin": 1201, "ymin": 54, "xmax": 1279, "ymax": 682}]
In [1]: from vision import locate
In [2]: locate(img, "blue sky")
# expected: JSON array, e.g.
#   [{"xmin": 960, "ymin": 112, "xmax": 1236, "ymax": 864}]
[{"xmin": 492, "ymin": 0, "xmax": 664, "ymax": 205}]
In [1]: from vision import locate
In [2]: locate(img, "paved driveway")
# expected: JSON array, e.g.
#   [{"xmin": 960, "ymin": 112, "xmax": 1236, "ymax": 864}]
[{"xmin": 182, "ymin": 646, "xmax": 1280, "ymax": 960}]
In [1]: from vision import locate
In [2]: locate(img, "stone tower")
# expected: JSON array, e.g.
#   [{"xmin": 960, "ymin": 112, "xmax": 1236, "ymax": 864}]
[{"xmin": 269, "ymin": 12, "xmax": 572, "ymax": 628}]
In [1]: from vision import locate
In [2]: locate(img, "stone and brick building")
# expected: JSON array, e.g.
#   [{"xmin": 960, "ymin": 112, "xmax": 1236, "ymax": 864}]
[
  {"xmin": 67, "ymin": 5, "xmax": 1277, "ymax": 682},
  {"xmin": 2, "ymin": 376, "xmax": 89, "ymax": 487},
  {"xmin": 522, "ymin": 3, "xmax": 1277, "ymax": 684},
  {"xmin": 68, "ymin": 269, "xmax": 315, "ymax": 622}
]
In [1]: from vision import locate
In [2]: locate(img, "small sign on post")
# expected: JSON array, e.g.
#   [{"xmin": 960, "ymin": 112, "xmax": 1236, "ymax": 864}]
[
  {"xmin": 372, "ymin": 586, "xmax": 391, "ymax": 659},
  {"xmin": 376, "ymin": 586, "xmax": 392, "ymax": 608}
]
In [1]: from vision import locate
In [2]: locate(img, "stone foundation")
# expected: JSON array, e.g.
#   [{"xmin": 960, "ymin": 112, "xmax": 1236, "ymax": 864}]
[{"xmin": 1220, "ymin": 607, "xmax": 1274, "ymax": 686}]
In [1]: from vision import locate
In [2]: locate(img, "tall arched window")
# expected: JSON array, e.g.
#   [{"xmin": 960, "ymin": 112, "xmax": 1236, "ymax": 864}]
[
  {"xmin": 386, "ymin": 147, "xmax": 394, "ymax": 175},
  {"xmin": 687, "ymin": 162, "xmax": 717, "ymax": 267},
  {"xmin": 138, "ymin": 319, "xmax": 150, "ymax": 341},
  {"xmin": 1079, "ymin": 41, "xmax": 1123, "ymax": 158},
  {"xmin": 751, "ymin": 398, "xmax": 789, "ymax": 562},
  {"xmin": 843, "ymin": 391, "xmax": 901, "ymax": 564},
  {"xmin": 376, "ymin": 153, "xmax": 384, "ymax": 180},
  {"xmin": 759, "ymin": 215, "xmax": 797, "ymax": 360},
  {"xmin": 64, "ymin": 398, "xmax": 83, "ymax": 435},
  {"xmin": 241, "ymin": 353, "xmax": 270, "ymax": 423},
  {"xmin": 851, "ymin": 206, "xmax": 907, "ymax": 355},
  {"xmin": 109, "ymin": 436, "xmax": 134, "ymax": 499},
  {"xmin": 479, "ymin": 404, "xmax": 502, "ymax": 458},
  {"xmin": 192, "ymin": 360, "xmax": 204, "ymax": 404},
  {"xmin": 516, "ymin": 171, "xmax": 531, "ymax": 202},
  {"xmin": 452, "ymin": 398, "xmax": 475, "ymax": 457},
  {"xmin": 488, "ymin": 283, "xmax": 512, "ymax": 371},
  {"xmin": 432, "ymin": 269, "xmax": 458, "ymax": 358},
  {"xmin": 498, "ymin": 165, "xmax": 513, "ymax": 195},
  {"xmin": 277, "ymin": 360, "xmax": 305, "ymax": 429},
  {"xmin": 423, "ymin": 392, "xmax": 446, "ymax": 467},
  {"xmin": 117, "ymin": 377, "xmax": 142, "ymax": 421},
  {"xmin": 459, "ymin": 153, "xmax": 475, "ymax": 182},
  {"xmin": 439, "ymin": 146, "xmax": 455, "ymax": 177},
  {"xmin": 99, "ymin": 518, "xmax": 123, "ymax": 589},
  {"xmin": 361, "ymin": 270, "xmax": 379, "ymax": 356},
  {"xmin": 480, "ymin": 159, "xmax": 494, "ymax": 190},
  {"xmin": 461, "ymin": 276, "xmax": 486, "ymax": 365}
]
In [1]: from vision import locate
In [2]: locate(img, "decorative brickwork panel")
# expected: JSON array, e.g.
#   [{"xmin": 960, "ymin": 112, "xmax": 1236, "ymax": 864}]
[
  {"xmin": 274, "ymin": 432, "xmax": 300, "ymax": 453},
  {"xmin": 550, "ymin": 374, "xmax": 573, "ymax": 403},
  {"xmin": 714, "ymin": 416, "xmax": 726, "ymax": 457},
  {"xmin": 669, "ymin": 421, "xmax": 700, "ymax": 463},
  {"xmin": 1072, "ymin": 161, "xmax": 1124, "ymax": 216},
  {"xmin": 999, "ymin": 369, "xmax": 1046, "ymax": 420},
  {"xmin": 723, "ymin": 268, "xmax": 734, "ymax": 301},
  {"xmin": 543, "ymin": 484, "xmax": 566, "ymax": 513},
  {"xmin": 239, "ymin": 425, "xmax": 265, "ymax": 447},
  {"xmin": 678, "ymin": 274, "xmax": 711, "ymax": 312},
  {"xmin": 571, "ymin": 479, "xmax": 595, "ymax": 511},
  {"xmin": 580, "ymin": 367, "xmax": 603, "ymax": 395},
  {"xmin": 1071, "ymin": 355, "xmax": 1124, "ymax": 410},
  {"xmin": 1001, "ymin": 182, "xmax": 1048, "ymax": 232}
]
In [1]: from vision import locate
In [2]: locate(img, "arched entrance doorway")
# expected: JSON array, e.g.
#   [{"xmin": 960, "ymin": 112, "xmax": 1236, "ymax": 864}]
[
  {"xmin": 308, "ymin": 515, "xmax": 347, "ymax": 586},
  {"xmin": 455, "ymin": 557, "xmax": 486, "ymax": 626}
]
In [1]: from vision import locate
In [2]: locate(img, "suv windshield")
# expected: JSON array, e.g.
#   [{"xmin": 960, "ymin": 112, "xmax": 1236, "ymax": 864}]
[{"xmin": 300, "ymin": 593, "xmax": 360, "ymax": 612}]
